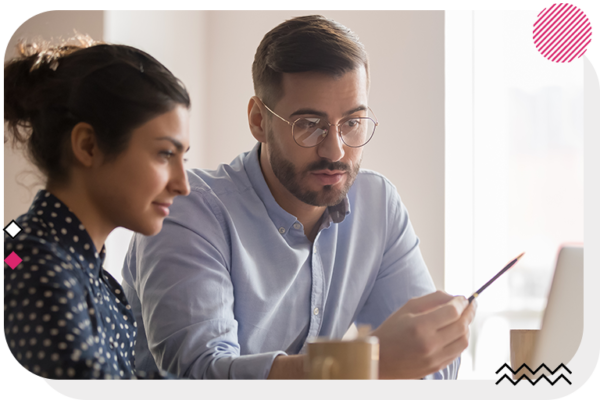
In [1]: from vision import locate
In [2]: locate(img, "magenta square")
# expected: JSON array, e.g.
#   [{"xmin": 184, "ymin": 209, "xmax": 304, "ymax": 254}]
[{"xmin": 5, "ymin": 251, "xmax": 22, "ymax": 270}]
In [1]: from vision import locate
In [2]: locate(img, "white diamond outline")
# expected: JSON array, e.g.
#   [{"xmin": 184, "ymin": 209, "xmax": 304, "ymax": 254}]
[{"xmin": 4, "ymin": 220, "xmax": 22, "ymax": 239}]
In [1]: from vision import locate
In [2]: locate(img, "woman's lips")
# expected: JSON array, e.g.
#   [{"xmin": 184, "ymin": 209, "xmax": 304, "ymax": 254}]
[{"xmin": 152, "ymin": 202, "xmax": 171, "ymax": 216}]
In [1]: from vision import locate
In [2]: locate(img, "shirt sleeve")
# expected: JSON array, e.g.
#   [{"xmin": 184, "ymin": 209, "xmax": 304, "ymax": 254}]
[
  {"xmin": 353, "ymin": 184, "xmax": 460, "ymax": 379},
  {"xmin": 128, "ymin": 187, "xmax": 285, "ymax": 379},
  {"xmin": 5, "ymin": 244, "xmax": 123, "ymax": 379}
]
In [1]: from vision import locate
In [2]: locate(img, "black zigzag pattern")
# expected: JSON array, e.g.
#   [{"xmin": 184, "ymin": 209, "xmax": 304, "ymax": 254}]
[{"xmin": 495, "ymin": 363, "xmax": 572, "ymax": 386}]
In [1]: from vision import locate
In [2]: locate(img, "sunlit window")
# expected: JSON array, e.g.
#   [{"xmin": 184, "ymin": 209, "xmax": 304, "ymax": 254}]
[{"xmin": 446, "ymin": 10, "xmax": 583, "ymax": 379}]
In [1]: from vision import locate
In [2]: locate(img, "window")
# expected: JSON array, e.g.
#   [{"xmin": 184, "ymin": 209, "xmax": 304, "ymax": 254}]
[{"xmin": 446, "ymin": 10, "xmax": 583, "ymax": 379}]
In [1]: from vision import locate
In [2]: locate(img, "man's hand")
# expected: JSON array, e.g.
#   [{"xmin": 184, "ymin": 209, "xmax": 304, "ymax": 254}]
[{"xmin": 372, "ymin": 290, "xmax": 477, "ymax": 379}]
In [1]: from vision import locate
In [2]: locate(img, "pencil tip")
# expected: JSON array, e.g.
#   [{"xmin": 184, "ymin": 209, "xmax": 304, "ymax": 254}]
[{"xmin": 517, "ymin": 252, "xmax": 525, "ymax": 260}]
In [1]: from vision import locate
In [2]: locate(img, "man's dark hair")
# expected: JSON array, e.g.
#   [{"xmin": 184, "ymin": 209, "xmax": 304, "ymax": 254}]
[{"xmin": 252, "ymin": 15, "xmax": 369, "ymax": 108}]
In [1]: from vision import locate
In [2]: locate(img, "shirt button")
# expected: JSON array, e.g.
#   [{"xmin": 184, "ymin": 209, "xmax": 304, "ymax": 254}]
[
  {"xmin": 313, "ymin": 307, "xmax": 320, "ymax": 316},
  {"xmin": 293, "ymin": 223, "xmax": 301, "ymax": 230},
  {"xmin": 278, "ymin": 227, "xmax": 286, "ymax": 234}
]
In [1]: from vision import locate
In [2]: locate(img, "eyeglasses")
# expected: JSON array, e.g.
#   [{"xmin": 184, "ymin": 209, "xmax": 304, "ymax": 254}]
[{"xmin": 260, "ymin": 100, "xmax": 379, "ymax": 148}]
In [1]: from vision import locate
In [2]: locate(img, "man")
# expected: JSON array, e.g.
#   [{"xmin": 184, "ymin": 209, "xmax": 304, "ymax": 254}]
[{"xmin": 122, "ymin": 15, "xmax": 476, "ymax": 379}]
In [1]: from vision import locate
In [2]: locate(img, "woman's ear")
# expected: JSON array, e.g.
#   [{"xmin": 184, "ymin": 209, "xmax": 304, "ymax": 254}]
[
  {"xmin": 70, "ymin": 122, "xmax": 99, "ymax": 168},
  {"xmin": 248, "ymin": 96, "xmax": 267, "ymax": 143}
]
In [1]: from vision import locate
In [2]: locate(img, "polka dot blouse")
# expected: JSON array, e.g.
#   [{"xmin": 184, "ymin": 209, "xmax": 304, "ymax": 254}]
[{"xmin": 4, "ymin": 190, "xmax": 141, "ymax": 379}]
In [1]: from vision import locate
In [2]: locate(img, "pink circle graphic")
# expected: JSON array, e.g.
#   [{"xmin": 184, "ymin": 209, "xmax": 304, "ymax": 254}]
[{"xmin": 534, "ymin": 3, "xmax": 592, "ymax": 63}]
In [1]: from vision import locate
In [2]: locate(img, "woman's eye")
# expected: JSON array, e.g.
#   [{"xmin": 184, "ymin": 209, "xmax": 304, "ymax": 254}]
[{"xmin": 160, "ymin": 151, "xmax": 174, "ymax": 159}]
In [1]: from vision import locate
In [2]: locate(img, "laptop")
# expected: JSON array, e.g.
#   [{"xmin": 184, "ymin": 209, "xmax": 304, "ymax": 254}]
[{"xmin": 529, "ymin": 245, "xmax": 584, "ymax": 371}]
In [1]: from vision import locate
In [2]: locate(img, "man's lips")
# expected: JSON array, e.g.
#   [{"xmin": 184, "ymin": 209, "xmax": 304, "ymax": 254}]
[{"xmin": 310, "ymin": 170, "xmax": 346, "ymax": 185}]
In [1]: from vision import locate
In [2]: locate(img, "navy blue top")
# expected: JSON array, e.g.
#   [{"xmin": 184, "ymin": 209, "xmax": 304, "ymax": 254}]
[{"xmin": 4, "ymin": 190, "xmax": 140, "ymax": 379}]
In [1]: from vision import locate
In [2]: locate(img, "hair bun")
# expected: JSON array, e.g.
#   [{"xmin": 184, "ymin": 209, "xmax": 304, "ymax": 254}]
[{"xmin": 16, "ymin": 34, "xmax": 101, "ymax": 73}]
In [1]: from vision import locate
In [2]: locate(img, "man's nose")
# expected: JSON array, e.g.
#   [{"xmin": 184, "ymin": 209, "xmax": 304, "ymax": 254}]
[{"xmin": 317, "ymin": 124, "xmax": 345, "ymax": 162}]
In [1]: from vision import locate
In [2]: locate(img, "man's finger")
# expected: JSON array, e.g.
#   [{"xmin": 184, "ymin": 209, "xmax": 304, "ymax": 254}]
[
  {"xmin": 404, "ymin": 290, "xmax": 455, "ymax": 314},
  {"xmin": 414, "ymin": 295, "xmax": 468, "ymax": 331}
]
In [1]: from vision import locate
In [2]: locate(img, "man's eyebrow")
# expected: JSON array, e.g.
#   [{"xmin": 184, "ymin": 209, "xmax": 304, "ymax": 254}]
[
  {"xmin": 155, "ymin": 137, "xmax": 190, "ymax": 153},
  {"xmin": 289, "ymin": 105, "xmax": 368, "ymax": 119}
]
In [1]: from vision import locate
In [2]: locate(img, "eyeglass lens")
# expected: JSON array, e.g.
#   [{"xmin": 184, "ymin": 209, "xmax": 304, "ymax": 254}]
[{"xmin": 293, "ymin": 117, "xmax": 376, "ymax": 147}]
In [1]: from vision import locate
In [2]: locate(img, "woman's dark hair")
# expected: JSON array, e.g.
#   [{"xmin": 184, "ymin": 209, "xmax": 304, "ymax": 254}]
[
  {"xmin": 252, "ymin": 15, "xmax": 369, "ymax": 108},
  {"xmin": 4, "ymin": 36, "xmax": 191, "ymax": 184}
]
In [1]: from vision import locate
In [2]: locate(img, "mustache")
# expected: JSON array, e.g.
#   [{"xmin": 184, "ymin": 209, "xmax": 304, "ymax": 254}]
[{"xmin": 305, "ymin": 159, "xmax": 351, "ymax": 172}]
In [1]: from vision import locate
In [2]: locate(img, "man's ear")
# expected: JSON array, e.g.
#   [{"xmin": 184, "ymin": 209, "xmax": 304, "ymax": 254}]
[
  {"xmin": 248, "ymin": 96, "xmax": 267, "ymax": 143},
  {"xmin": 70, "ymin": 122, "xmax": 99, "ymax": 168}
]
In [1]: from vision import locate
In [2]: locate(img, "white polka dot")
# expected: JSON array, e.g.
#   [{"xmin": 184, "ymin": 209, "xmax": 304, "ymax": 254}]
[
  {"xmin": 60, "ymin": 228, "xmax": 67, "ymax": 235},
  {"xmin": 42, "ymin": 315, "xmax": 51, "ymax": 322},
  {"xmin": 38, "ymin": 351, "xmax": 45, "ymax": 359},
  {"xmin": 35, "ymin": 300, "xmax": 44, "ymax": 308},
  {"xmin": 35, "ymin": 326, "xmax": 43, "ymax": 334},
  {"xmin": 79, "ymin": 224, "xmax": 85, "ymax": 230},
  {"xmin": 65, "ymin": 217, "xmax": 72, "ymax": 223},
  {"xmin": 50, "ymin": 329, "xmax": 59, "ymax": 336},
  {"xmin": 55, "ymin": 367, "xmax": 63, "ymax": 377},
  {"xmin": 54, "ymin": 203, "xmax": 61, "ymax": 208},
  {"xmin": 41, "ymin": 202, "xmax": 47, "ymax": 207},
  {"xmin": 43, "ymin": 339, "xmax": 51, "ymax": 347},
  {"xmin": 58, "ymin": 342, "xmax": 67, "ymax": 350},
  {"xmin": 51, "ymin": 353, "xmax": 59, "ymax": 361},
  {"xmin": 37, "ymin": 210, "xmax": 43, "ymax": 215},
  {"xmin": 50, "ymin": 212, "xmax": 57, "ymax": 218}
]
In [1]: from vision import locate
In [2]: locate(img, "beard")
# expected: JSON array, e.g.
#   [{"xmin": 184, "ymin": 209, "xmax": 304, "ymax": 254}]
[{"xmin": 266, "ymin": 128, "xmax": 360, "ymax": 207}]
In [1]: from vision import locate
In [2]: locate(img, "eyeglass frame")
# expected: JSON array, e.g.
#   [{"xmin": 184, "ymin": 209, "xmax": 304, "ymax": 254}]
[{"xmin": 258, "ymin": 99, "xmax": 379, "ymax": 148}]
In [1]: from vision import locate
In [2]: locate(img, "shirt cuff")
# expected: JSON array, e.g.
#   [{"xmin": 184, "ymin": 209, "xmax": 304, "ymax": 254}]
[
  {"xmin": 422, "ymin": 356, "xmax": 461, "ymax": 380},
  {"xmin": 210, "ymin": 351, "xmax": 287, "ymax": 379}
]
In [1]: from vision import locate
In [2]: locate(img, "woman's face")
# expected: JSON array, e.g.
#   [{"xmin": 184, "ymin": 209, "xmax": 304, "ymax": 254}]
[{"xmin": 88, "ymin": 105, "xmax": 191, "ymax": 236}]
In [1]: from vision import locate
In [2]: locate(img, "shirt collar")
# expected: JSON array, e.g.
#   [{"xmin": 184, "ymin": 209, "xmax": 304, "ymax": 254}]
[
  {"xmin": 243, "ymin": 143, "xmax": 351, "ymax": 234},
  {"xmin": 29, "ymin": 190, "xmax": 107, "ymax": 275}
]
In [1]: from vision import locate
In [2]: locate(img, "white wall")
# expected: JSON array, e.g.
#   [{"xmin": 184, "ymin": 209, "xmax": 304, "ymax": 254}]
[{"xmin": 4, "ymin": 11, "xmax": 446, "ymax": 289}]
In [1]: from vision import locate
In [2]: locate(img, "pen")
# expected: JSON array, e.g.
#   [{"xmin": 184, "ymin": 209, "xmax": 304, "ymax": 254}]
[{"xmin": 468, "ymin": 252, "xmax": 525, "ymax": 303}]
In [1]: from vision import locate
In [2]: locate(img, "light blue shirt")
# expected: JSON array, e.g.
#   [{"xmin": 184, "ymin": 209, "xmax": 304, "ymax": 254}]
[{"xmin": 122, "ymin": 143, "xmax": 459, "ymax": 379}]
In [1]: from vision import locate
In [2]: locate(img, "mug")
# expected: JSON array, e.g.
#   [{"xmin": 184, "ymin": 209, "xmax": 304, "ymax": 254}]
[{"xmin": 306, "ymin": 336, "xmax": 379, "ymax": 379}]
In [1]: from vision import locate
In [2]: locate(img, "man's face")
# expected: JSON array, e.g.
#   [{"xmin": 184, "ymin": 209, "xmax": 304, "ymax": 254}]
[{"xmin": 264, "ymin": 67, "xmax": 368, "ymax": 207}]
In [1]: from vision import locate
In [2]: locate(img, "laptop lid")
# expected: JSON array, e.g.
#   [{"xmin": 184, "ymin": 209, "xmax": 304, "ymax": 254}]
[{"xmin": 530, "ymin": 245, "xmax": 583, "ymax": 369}]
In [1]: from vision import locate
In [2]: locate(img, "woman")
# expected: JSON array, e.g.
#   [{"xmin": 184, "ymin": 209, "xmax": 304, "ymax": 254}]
[{"xmin": 4, "ymin": 35, "xmax": 191, "ymax": 379}]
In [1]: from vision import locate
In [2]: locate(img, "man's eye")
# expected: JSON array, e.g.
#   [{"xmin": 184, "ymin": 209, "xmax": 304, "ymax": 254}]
[
  {"xmin": 346, "ymin": 119, "xmax": 361, "ymax": 128},
  {"xmin": 297, "ymin": 118, "xmax": 320, "ymax": 130}
]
